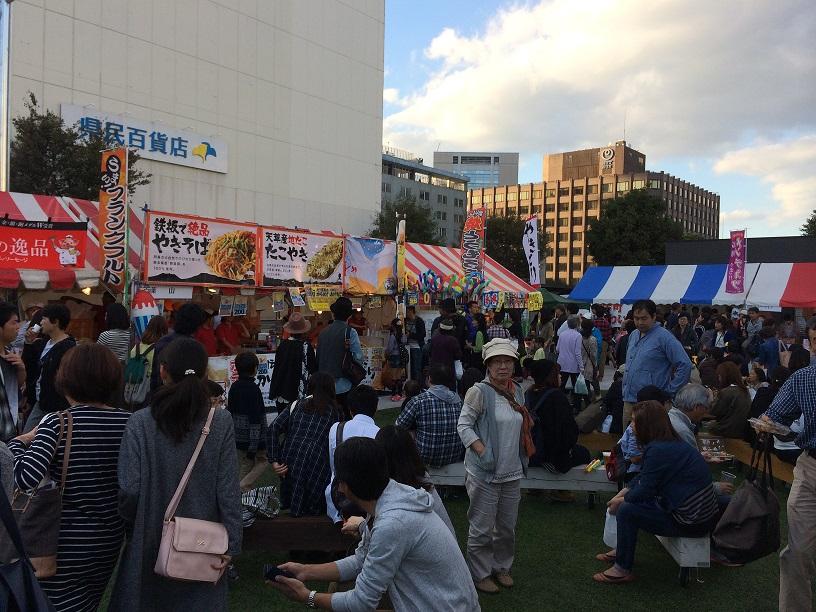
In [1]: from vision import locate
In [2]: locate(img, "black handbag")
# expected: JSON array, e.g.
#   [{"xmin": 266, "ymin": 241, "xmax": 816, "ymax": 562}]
[
  {"xmin": 340, "ymin": 326, "xmax": 365, "ymax": 386},
  {"xmin": 0, "ymin": 487, "xmax": 56, "ymax": 611}
]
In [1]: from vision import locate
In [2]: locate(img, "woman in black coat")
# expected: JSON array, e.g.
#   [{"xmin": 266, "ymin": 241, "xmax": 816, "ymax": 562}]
[
  {"xmin": 525, "ymin": 359, "xmax": 591, "ymax": 473},
  {"xmin": 268, "ymin": 313, "xmax": 316, "ymax": 410}
]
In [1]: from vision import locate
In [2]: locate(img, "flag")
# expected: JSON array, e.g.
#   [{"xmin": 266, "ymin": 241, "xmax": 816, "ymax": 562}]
[
  {"xmin": 522, "ymin": 217, "xmax": 541, "ymax": 287},
  {"xmin": 98, "ymin": 147, "xmax": 129, "ymax": 293},
  {"xmin": 726, "ymin": 229, "xmax": 746, "ymax": 293},
  {"xmin": 461, "ymin": 208, "xmax": 485, "ymax": 278}
]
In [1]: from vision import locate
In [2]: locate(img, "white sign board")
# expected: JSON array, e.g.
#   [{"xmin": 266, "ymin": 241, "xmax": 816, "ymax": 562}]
[
  {"xmin": 140, "ymin": 284, "xmax": 194, "ymax": 300},
  {"xmin": 208, "ymin": 353, "xmax": 276, "ymax": 408},
  {"xmin": 61, "ymin": 104, "xmax": 228, "ymax": 173}
]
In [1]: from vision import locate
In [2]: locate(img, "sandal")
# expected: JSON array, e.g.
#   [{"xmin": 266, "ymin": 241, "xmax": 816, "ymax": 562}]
[
  {"xmin": 595, "ymin": 551, "xmax": 616, "ymax": 563},
  {"xmin": 592, "ymin": 570, "xmax": 635, "ymax": 584}
]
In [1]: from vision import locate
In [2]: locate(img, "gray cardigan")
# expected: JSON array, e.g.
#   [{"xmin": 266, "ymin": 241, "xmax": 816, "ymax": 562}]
[
  {"xmin": 457, "ymin": 380, "xmax": 528, "ymax": 483},
  {"xmin": 109, "ymin": 407, "xmax": 242, "ymax": 612}
]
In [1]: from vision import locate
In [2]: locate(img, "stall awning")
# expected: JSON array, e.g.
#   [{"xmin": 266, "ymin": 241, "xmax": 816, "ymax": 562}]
[
  {"xmin": 569, "ymin": 264, "xmax": 761, "ymax": 305},
  {"xmin": 740, "ymin": 263, "xmax": 816, "ymax": 308},
  {"xmin": 406, "ymin": 243, "xmax": 536, "ymax": 293},
  {"xmin": 0, "ymin": 192, "xmax": 143, "ymax": 290}
]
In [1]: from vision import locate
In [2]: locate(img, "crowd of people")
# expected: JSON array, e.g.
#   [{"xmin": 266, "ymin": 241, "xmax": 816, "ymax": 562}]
[{"xmin": 0, "ymin": 294, "xmax": 813, "ymax": 611}]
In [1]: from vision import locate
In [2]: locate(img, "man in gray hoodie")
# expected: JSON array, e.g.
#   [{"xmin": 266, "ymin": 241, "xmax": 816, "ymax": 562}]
[{"xmin": 271, "ymin": 437, "xmax": 480, "ymax": 611}]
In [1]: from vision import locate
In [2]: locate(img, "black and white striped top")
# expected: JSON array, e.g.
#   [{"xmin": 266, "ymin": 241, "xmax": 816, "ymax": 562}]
[
  {"xmin": 672, "ymin": 483, "xmax": 719, "ymax": 526},
  {"xmin": 97, "ymin": 329, "xmax": 131, "ymax": 363}
]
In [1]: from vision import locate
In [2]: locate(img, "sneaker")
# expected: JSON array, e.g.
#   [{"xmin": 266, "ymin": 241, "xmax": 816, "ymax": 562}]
[
  {"xmin": 493, "ymin": 572, "xmax": 514, "ymax": 588},
  {"xmin": 474, "ymin": 577, "xmax": 500, "ymax": 594}
]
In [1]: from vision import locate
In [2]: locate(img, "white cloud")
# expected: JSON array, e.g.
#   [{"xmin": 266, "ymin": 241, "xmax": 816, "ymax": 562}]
[
  {"xmin": 383, "ymin": 87, "xmax": 401, "ymax": 104},
  {"xmin": 715, "ymin": 135, "xmax": 816, "ymax": 231},
  {"xmin": 384, "ymin": 0, "xmax": 816, "ymax": 170}
]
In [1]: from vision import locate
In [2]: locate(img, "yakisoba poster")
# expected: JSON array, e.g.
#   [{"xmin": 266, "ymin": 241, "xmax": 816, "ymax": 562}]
[{"xmin": 144, "ymin": 212, "xmax": 257, "ymax": 286}]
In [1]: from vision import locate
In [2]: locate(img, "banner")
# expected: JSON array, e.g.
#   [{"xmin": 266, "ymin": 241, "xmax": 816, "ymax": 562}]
[
  {"xmin": 343, "ymin": 237, "xmax": 396, "ymax": 294},
  {"xmin": 145, "ymin": 211, "xmax": 258, "ymax": 286},
  {"xmin": 726, "ymin": 230, "xmax": 747, "ymax": 294},
  {"xmin": 0, "ymin": 218, "xmax": 87, "ymax": 270},
  {"xmin": 305, "ymin": 284, "xmax": 342, "ymax": 312},
  {"xmin": 98, "ymin": 147, "xmax": 128, "ymax": 292},
  {"xmin": 396, "ymin": 219, "xmax": 406, "ymax": 292},
  {"xmin": 460, "ymin": 208, "xmax": 485, "ymax": 278},
  {"xmin": 527, "ymin": 291, "xmax": 543, "ymax": 311},
  {"xmin": 522, "ymin": 216, "xmax": 541, "ymax": 287},
  {"xmin": 208, "ymin": 354, "xmax": 276, "ymax": 408},
  {"xmin": 261, "ymin": 228, "xmax": 343, "ymax": 287}
]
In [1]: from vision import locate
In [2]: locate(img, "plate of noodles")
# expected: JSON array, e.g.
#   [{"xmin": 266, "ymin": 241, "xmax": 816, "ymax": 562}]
[{"xmin": 204, "ymin": 230, "xmax": 257, "ymax": 281}]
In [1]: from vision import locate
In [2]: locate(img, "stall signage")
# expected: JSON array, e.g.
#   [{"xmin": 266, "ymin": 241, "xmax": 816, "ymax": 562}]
[
  {"xmin": 219, "ymin": 295, "xmax": 235, "ymax": 316},
  {"xmin": 460, "ymin": 208, "xmax": 485, "ymax": 278},
  {"xmin": 305, "ymin": 284, "xmax": 341, "ymax": 312},
  {"xmin": 482, "ymin": 291, "xmax": 500, "ymax": 310},
  {"xmin": 407, "ymin": 291, "xmax": 418, "ymax": 306},
  {"xmin": 522, "ymin": 217, "xmax": 541, "ymax": 287},
  {"xmin": 726, "ymin": 230, "xmax": 747, "ymax": 294},
  {"xmin": 61, "ymin": 104, "xmax": 228, "ymax": 173},
  {"xmin": 344, "ymin": 237, "xmax": 396, "ymax": 295},
  {"xmin": 139, "ymin": 284, "xmax": 193, "ymax": 300},
  {"xmin": 98, "ymin": 147, "xmax": 128, "ymax": 292},
  {"xmin": 0, "ymin": 218, "xmax": 87, "ymax": 270},
  {"xmin": 144, "ymin": 211, "xmax": 258, "ymax": 287},
  {"xmin": 232, "ymin": 295, "xmax": 248, "ymax": 316},
  {"xmin": 208, "ymin": 354, "xmax": 276, "ymax": 408},
  {"xmin": 261, "ymin": 228, "xmax": 343, "ymax": 287},
  {"xmin": 289, "ymin": 287, "xmax": 306, "ymax": 307},
  {"xmin": 527, "ymin": 291, "xmax": 543, "ymax": 311}
]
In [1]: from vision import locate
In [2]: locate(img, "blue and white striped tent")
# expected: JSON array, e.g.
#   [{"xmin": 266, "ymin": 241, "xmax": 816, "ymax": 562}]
[{"xmin": 568, "ymin": 264, "xmax": 761, "ymax": 305}]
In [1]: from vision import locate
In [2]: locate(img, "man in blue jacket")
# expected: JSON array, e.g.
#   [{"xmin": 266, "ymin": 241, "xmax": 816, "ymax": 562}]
[{"xmin": 622, "ymin": 300, "xmax": 691, "ymax": 429}]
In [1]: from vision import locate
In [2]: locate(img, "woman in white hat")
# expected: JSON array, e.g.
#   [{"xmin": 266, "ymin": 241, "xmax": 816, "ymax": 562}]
[
  {"xmin": 457, "ymin": 338, "xmax": 536, "ymax": 594},
  {"xmin": 268, "ymin": 312, "xmax": 316, "ymax": 411}
]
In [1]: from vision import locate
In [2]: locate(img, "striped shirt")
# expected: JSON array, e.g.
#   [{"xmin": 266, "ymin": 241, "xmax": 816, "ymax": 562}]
[
  {"xmin": 97, "ymin": 328, "xmax": 131, "ymax": 363},
  {"xmin": 7, "ymin": 405, "xmax": 131, "ymax": 612},
  {"xmin": 672, "ymin": 483, "xmax": 719, "ymax": 526},
  {"xmin": 764, "ymin": 364, "xmax": 816, "ymax": 450}
]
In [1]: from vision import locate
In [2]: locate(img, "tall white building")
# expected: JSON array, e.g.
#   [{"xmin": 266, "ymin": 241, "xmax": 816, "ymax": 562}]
[{"xmin": 7, "ymin": 0, "xmax": 385, "ymax": 234}]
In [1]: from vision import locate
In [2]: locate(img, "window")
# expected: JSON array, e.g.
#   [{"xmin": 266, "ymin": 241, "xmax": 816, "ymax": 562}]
[
  {"xmin": 558, "ymin": 187, "xmax": 569, "ymax": 197},
  {"xmin": 495, "ymin": 193, "xmax": 504, "ymax": 202},
  {"xmin": 557, "ymin": 263, "xmax": 568, "ymax": 272},
  {"xmin": 520, "ymin": 191, "xmax": 530, "ymax": 200},
  {"xmin": 399, "ymin": 186, "xmax": 412, "ymax": 197},
  {"xmin": 557, "ymin": 247, "xmax": 568, "ymax": 256},
  {"xmin": 519, "ymin": 206, "xmax": 529, "ymax": 214},
  {"xmin": 601, "ymin": 183, "xmax": 612, "ymax": 193},
  {"xmin": 586, "ymin": 201, "xmax": 598, "ymax": 210},
  {"xmin": 533, "ymin": 190, "xmax": 543, "ymax": 199},
  {"xmin": 558, "ymin": 218, "xmax": 569, "ymax": 227},
  {"xmin": 419, "ymin": 190, "xmax": 430, "ymax": 201},
  {"xmin": 441, "ymin": 195, "xmax": 447, "ymax": 204},
  {"xmin": 546, "ymin": 204, "xmax": 555, "ymax": 212},
  {"xmin": 545, "ymin": 218, "xmax": 555, "ymax": 227},
  {"xmin": 532, "ymin": 205, "xmax": 541, "ymax": 213},
  {"xmin": 557, "ymin": 233, "xmax": 568, "ymax": 242},
  {"xmin": 573, "ymin": 232, "xmax": 582, "ymax": 240},
  {"xmin": 587, "ymin": 185, "xmax": 598, "ymax": 194},
  {"xmin": 649, "ymin": 179, "xmax": 661, "ymax": 189},
  {"xmin": 484, "ymin": 195, "xmax": 492, "ymax": 203},
  {"xmin": 438, "ymin": 227, "xmax": 447, "ymax": 238},
  {"xmin": 573, "ymin": 186, "xmax": 584, "ymax": 195},
  {"xmin": 546, "ymin": 189, "xmax": 556, "ymax": 198},
  {"xmin": 452, "ymin": 156, "xmax": 458, "ymax": 164},
  {"xmin": 435, "ymin": 211, "xmax": 442, "ymax": 219},
  {"xmin": 493, "ymin": 156, "xmax": 500, "ymax": 163},
  {"xmin": 382, "ymin": 182, "xmax": 391, "ymax": 193},
  {"xmin": 572, "ymin": 216, "xmax": 583, "ymax": 226},
  {"xmin": 617, "ymin": 182, "xmax": 629, "ymax": 192},
  {"xmin": 632, "ymin": 180, "xmax": 645, "ymax": 189},
  {"xmin": 442, "ymin": 212, "xmax": 447, "ymax": 220},
  {"xmin": 508, "ymin": 192, "xmax": 517, "ymax": 201},
  {"xmin": 573, "ymin": 201, "xmax": 583, "ymax": 210},
  {"xmin": 558, "ymin": 202, "xmax": 569, "ymax": 212}
]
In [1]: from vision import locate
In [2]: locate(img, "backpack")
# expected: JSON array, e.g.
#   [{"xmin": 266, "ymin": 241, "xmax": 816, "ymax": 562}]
[{"xmin": 123, "ymin": 343, "xmax": 155, "ymax": 407}]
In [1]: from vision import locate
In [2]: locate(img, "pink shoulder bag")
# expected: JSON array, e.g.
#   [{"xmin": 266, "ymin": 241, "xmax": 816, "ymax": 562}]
[{"xmin": 154, "ymin": 406, "xmax": 229, "ymax": 583}]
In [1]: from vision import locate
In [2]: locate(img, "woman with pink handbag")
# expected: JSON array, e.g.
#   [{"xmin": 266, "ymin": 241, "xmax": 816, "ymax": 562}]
[{"xmin": 109, "ymin": 337, "xmax": 242, "ymax": 611}]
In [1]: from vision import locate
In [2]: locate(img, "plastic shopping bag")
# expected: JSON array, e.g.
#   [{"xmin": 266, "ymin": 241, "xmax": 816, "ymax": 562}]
[
  {"xmin": 575, "ymin": 373, "xmax": 589, "ymax": 396},
  {"xmin": 603, "ymin": 509, "xmax": 617, "ymax": 548}
]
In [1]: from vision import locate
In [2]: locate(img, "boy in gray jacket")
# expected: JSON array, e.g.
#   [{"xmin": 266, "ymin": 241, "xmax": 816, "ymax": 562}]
[{"xmin": 270, "ymin": 437, "xmax": 480, "ymax": 611}]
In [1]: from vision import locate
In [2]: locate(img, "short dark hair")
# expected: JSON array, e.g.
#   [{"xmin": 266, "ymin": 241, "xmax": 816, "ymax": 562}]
[
  {"xmin": 566, "ymin": 303, "xmax": 579, "ymax": 315},
  {"xmin": 0, "ymin": 302, "xmax": 18, "ymax": 328},
  {"xmin": 348, "ymin": 384, "xmax": 378, "ymax": 417},
  {"xmin": 173, "ymin": 303, "xmax": 205, "ymax": 336},
  {"xmin": 429, "ymin": 363, "xmax": 454, "ymax": 389},
  {"xmin": 493, "ymin": 311, "xmax": 505, "ymax": 324},
  {"xmin": 105, "ymin": 303, "xmax": 130, "ymax": 330},
  {"xmin": 440, "ymin": 297, "xmax": 456, "ymax": 313},
  {"xmin": 406, "ymin": 305, "xmax": 416, "ymax": 314},
  {"xmin": 234, "ymin": 351, "xmax": 259, "ymax": 377},
  {"xmin": 334, "ymin": 436, "xmax": 390, "ymax": 501},
  {"xmin": 41, "ymin": 303, "xmax": 70, "ymax": 330},
  {"xmin": 636, "ymin": 385, "xmax": 670, "ymax": 404},
  {"xmin": 632, "ymin": 400, "xmax": 679, "ymax": 445},
  {"xmin": 467, "ymin": 300, "xmax": 478, "ymax": 308},
  {"xmin": 632, "ymin": 300, "xmax": 657, "ymax": 317},
  {"xmin": 56, "ymin": 343, "xmax": 122, "ymax": 404},
  {"xmin": 748, "ymin": 306, "xmax": 759, "ymax": 314},
  {"xmin": 330, "ymin": 297, "xmax": 353, "ymax": 321}
]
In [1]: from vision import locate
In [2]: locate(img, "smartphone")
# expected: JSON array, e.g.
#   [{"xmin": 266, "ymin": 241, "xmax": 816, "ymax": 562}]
[{"xmin": 263, "ymin": 564, "xmax": 294, "ymax": 581}]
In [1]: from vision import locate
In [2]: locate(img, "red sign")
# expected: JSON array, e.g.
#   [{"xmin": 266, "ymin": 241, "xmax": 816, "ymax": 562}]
[
  {"xmin": 726, "ymin": 229, "xmax": 746, "ymax": 294},
  {"xmin": 461, "ymin": 208, "xmax": 485, "ymax": 278},
  {"xmin": 0, "ymin": 218, "xmax": 87, "ymax": 269}
]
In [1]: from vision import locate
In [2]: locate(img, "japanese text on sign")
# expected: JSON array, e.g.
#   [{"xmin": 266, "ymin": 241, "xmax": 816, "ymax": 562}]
[
  {"xmin": 522, "ymin": 217, "xmax": 541, "ymax": 287},
  {"xmin": 98, "ymin": 148, "xmax": 128, "ymax": 292},
  {"xmin": 0, "ymin": 218, "xmax": 87, "ymax": 270}
]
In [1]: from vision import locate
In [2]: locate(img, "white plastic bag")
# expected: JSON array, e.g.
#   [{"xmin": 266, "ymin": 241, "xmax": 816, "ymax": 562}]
[
  {"xmin": 603, "ymin": 509, "xmax": 617, "ymax": 548},
  {"xmin": 601, "ymin": 414, "xmax": 613, "ymax": 434},
  {"xmin": 454, "ymin": 360, "xmax": 464, "ymax": 380},
  {"xmin": 575, "ymin": 373, "xmax": 589, "ymax": 396}
]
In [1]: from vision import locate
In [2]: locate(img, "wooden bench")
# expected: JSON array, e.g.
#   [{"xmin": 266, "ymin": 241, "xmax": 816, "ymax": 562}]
[
  {"xmin": 243, "ymin": 515, "xmax": 356, "ymax": 553},
  {"xmin": 578, "ymin": 431, "xmax": 619, "ymax": 454},
  {"xmin": 723, "ymin": 438, "xmax": 795, "ymax": 485},
  {"xmin": 427, "ymin": 461, "xmax": 617, "ymax": 509}
]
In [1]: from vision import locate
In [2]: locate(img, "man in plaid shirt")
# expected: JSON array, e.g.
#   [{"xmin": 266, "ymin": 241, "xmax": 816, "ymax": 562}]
[
  {"xmin": 396, "ymin": 364, "xmax": 465, "ymax": 468},
  {"xmin": 592, "ymin": 304, "xmax": 613, "ymax": 379}
]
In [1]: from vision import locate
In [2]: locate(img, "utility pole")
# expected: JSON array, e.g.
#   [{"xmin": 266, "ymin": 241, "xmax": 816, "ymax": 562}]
[{"xmin": 0, "ymin": 1, "xmax": 13, "ymax": 191}]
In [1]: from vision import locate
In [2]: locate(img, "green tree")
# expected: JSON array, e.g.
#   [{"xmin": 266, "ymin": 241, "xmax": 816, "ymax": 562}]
[
  {"xmin": 10, "ymin": 93, "xmax": 151, "ymax": 199},
  {"xmin": 485, "ymin": 214, "xmax": 547, "ymax": 281},
  {"xmin": 586, "ymin": 190, "xmax": 684, "ymax": 265},
  {"xmin": 801, "ymin": 209, "xmax": 816, "ymax": 236},
  {"xmin": 369, "ymin": 193, "xmax": 440, "ymax": 245}
]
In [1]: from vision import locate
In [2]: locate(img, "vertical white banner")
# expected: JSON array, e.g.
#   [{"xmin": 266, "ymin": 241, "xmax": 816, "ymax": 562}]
[{"xmin": 522, "ymin": 217, "xmax": 541, "ymax": 287}]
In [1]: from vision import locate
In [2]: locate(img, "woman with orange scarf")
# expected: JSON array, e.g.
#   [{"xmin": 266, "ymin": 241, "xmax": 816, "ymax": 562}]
[{"xmin": 457, "ymin": 338, "xmax": 536, "ymax": 595}]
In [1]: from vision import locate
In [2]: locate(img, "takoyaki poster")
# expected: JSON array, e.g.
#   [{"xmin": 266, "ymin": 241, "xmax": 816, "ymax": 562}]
[
  {"xmin": 145, "ymin": 211, "xmax": 258, "ymax": 286},
  {"xmin": 0, "ymin": 218, "xmax": 87, "ymax": 270},
  {"xmin": 261, "ymin": 228, "xmax": 344, "ymax": 287}
]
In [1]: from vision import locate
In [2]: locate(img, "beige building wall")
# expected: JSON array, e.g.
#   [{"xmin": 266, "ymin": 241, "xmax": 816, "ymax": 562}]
[{"xmin": 8, "ymin": 0, "xmax": 385, "ymax": 234}]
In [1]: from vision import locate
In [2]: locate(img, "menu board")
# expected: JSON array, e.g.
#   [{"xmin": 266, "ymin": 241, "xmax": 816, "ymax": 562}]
[
  {"xmin": 261, "ymin": 228, "xmax": 343, "ymax": 287},
  {"xmin": 145, "ymin": 211, "xmax": 257, "ymax": 286}
]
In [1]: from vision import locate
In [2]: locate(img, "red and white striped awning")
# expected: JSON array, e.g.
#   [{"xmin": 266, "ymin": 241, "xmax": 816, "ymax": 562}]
[
  {"xmin": 406, "ymin": 242, "xmax": 536, "ymax": 294},
  {"xmin": 744, "ymin": 263, "xmax": 816, "ymax": 308},
  {"xmin": 0, "ymin": 191, "xmax": 143, "ymax": 290}
]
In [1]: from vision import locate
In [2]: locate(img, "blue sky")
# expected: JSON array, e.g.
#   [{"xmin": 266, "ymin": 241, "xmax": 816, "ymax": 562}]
[{"xmin": 382, "ymin": 0, "xmax": 816, "ymax": 237}]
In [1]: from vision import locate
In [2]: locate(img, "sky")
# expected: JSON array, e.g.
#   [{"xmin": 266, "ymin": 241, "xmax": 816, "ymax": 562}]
[{"xmin": 382, "ymin": 0, "xmax": 816, "ymax": 238}]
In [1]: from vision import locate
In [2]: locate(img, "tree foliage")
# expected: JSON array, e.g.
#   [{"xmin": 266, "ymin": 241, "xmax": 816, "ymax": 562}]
[
  {"xmin": 801, "ymin": 209, "xmax": 816, "ymax": 236},
  {"xmin": 10, "ymin": 93, "xmax": 151, "ymax": 200},
  {"xmin": 585, "ymin": 190, "xmax": 684, "ymax": 265},
  {"xmin": 369, "ymin": 193, "xmax": 441, "ymax": 245},
  {"xmin": 485, "ymin": 214, "xmax": 547, "ymax": 281}
]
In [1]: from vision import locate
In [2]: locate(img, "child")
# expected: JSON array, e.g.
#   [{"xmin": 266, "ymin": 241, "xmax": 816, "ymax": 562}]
[
  {"xmin": 227, "ymin": 351, "xmax": 268, "ymax": 492},
  {"xmin": 400, "ymin": 380, "xmax": 422, "ymax": 412}
]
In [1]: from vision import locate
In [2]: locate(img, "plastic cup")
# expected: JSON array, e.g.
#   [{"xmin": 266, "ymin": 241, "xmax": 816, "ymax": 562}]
[{"xmin": 720, "ymin": 471, "xmax": 736, "ymax": 485}]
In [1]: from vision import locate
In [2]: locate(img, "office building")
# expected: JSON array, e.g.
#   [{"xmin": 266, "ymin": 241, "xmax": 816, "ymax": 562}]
[
  {"xmin": 434, "ymin": 152, "xmax": 518, "ymax": 189},
  {"xmin": 382, "ymin": 148, "xmax": 468, "ymax": 246},
  {"xmin": 469, "ymin": 141, "xmax": 720, "ymax": 285},
  {"xmin": 6, "ymin": 0, "xmax": 384, "ymax": 234}
]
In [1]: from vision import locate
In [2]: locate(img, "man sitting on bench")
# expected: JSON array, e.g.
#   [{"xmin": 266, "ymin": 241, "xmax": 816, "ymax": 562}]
[{"xmin": 270, "ymin": 437, "xmax": 479, "ymax": 611}]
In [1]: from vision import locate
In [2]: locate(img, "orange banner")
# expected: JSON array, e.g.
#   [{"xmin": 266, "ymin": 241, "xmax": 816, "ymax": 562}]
[{"xmin": 98, "ymin": 148, "xmax": 128, "ymax": 292}]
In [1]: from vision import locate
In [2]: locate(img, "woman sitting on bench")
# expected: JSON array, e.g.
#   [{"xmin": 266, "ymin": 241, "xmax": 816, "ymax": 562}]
[{"xmin": 593, "ymin": 401, "xmax": 720, "ymax": 584}]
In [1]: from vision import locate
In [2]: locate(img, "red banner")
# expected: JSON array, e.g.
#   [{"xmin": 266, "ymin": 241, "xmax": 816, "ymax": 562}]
[
  {"xmin": 99, "ymin": 148, "xmax": 128, "ymax": 293},
  {"xmin": 461, "ymin": 208, "xmax": 485, "ymax": 278},
  {"xmin": 0, "ymin": 218, "xmax": 87, "ymax": 269},
  {"xmin": 726, "ymin": 229, "xmax": 747, "ymax": 294}
]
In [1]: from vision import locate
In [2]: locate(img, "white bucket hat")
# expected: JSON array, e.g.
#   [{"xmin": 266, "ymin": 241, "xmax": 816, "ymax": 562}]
[{"xmin": 482, "ymin": 338, "xmax": 519, "ymax": 363}]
